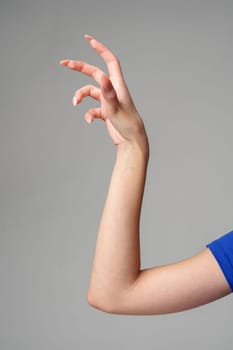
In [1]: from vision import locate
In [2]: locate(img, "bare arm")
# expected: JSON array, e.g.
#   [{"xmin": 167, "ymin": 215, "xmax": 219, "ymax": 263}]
[{"xmin": 60, "ymin": 35, "xmax": 231, "ymax": 315}]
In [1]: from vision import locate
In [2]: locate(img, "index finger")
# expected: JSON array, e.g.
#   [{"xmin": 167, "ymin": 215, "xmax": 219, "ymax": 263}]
[{"xmin": 84, "ymin": 34, "xmax": 124, "ymax": 81}]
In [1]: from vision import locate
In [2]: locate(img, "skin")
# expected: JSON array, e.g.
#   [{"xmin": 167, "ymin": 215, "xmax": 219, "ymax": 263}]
[{"xmin": 60, "ymin": 35, "xmax": 231, "ymax": 315}]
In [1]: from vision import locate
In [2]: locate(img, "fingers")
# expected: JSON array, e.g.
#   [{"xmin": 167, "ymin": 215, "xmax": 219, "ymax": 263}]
[
  {"xmin": 78, "ymin": 79, "xmax": 119, "ymax": 123},
  {"xmin": 101, "ymin": 75, "xmax": 117, "ymax": 99},
  {"xmin": 60, "ymin": 60, "xmax": 107, "ymax": 86},
  {"xmin": 60, "ymin": 34, "xmax": 125, "ymax": 88},
  {"xmin": 84, "ymin": 34, "xmax": 124, "ymax": 81},
  {"xmin": 72, "ymin": 77, "xmax": 118, "ymax": 110},
  {"xmin": 84, "ymin": 108, "xmax": 102, "ymax": 124},
  {"xmin": 60, "ymin": 35, "xmax": 126, "ymax": 121},
  {"xmin": 73, "ymin": 84, "xmax": 101, "ymax": 106}
]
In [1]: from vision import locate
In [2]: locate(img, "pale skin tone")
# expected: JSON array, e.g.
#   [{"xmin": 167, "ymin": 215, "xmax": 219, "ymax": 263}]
[{"xmin": 60, "ymin": 35, "xmax": 231, "ymax": 315}]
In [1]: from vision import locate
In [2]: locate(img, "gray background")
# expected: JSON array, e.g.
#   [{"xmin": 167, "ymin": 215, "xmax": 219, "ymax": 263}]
[{"xmin": 1, "ymin": 0, "xmax": 233, "ymax": 349}]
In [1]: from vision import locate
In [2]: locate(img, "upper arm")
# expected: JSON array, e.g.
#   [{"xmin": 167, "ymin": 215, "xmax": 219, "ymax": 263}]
[{"xmin": 110, "ymin": 248, "xmax": 232, "ymax": 315}]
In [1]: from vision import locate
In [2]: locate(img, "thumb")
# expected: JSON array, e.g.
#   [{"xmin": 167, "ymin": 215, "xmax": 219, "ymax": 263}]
[{"xmin": 101, "ymin": 75, "xmax": 118, "ymax": 106}]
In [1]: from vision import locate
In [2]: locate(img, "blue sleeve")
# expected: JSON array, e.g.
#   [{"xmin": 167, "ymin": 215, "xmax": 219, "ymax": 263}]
[{"xmin": 206, "ymin": 230, "xmax": 233, "ymax": 292}]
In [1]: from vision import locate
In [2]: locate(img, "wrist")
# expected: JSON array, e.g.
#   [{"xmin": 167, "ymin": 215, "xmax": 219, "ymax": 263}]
[
  {"xmin": 116, "ymin": 139, "xmax": 149, "ymax": 168},
  {"xmin": 116, "ymin": 135, "xmax": 149, "ymax": 161}
]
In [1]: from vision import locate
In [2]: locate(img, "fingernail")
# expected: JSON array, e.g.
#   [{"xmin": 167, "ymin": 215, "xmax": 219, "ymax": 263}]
[
  {"xmin": 73, "ymin": 96, "xmax": 77, "ymax": 106},
  {"xmin": 60, "ymin": 60, "xmax": 68, "ymax": 65},
  {"xmin": 84, "ymin": 34, "xmax": 93, "ymax": 40}
]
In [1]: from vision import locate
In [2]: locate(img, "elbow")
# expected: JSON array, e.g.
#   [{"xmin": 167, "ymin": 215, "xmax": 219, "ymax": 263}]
[
  {"xmin": 87, "ymin": 289, "xmax": 124, "ymax": 314},
  {"xmin": 87, "ymin": 289, "xmax": 103, "ymax": 311}
]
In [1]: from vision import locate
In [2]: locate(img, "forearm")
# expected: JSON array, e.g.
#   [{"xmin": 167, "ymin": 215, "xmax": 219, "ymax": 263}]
[{"xmin": 88, "ymin": 141, "xmax": 149, "ymax": 311}]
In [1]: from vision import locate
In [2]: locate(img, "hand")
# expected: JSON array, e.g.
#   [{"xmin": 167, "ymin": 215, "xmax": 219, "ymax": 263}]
[{"xmin": 60, "ymin": 35, "xmax": 148, "ymax": 151}]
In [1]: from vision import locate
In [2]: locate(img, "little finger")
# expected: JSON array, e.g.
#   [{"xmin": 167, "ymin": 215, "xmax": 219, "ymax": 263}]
[{"xmin": 84, "ymin": 107, "xmax": 103, "ymax": 124}]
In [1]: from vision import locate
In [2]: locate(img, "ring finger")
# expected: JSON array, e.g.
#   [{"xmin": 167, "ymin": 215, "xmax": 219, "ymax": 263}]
[{"xmin": 73, "ymin": 84, "xmax": 101, "ymax": 105}]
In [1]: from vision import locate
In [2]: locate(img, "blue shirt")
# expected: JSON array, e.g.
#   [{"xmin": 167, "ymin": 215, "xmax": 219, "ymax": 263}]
[{"xmin": 207, "ymin": 230, "xmax": 233, "ymax": 292}]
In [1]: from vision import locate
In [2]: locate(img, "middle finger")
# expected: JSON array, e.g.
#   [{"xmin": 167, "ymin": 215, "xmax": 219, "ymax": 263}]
[{"xmin": 60, "ymin": 59, "xmax": 107, "ymax": 86}]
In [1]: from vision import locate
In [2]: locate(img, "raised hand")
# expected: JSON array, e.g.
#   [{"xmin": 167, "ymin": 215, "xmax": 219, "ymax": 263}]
[{"xmin": 60, "ymin": 35, "xmax": 148, "ymax": 151}]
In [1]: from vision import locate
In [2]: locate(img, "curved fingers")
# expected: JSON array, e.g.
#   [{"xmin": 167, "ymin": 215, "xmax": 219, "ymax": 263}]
[
  {"xmin": 85, "ymin": 107, "xmax": 103, "ymax": 124},
  {"xmin": 73, "ymin": 84, "xmax": 101, "ymax": 106}
]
